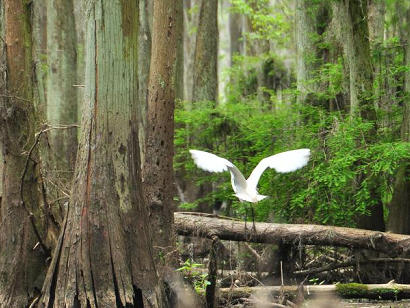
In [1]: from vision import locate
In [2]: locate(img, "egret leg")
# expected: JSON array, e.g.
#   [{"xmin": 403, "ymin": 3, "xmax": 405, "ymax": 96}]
[{"xmin": 250, "ymin": 204, "xmax": 256, "ymax": 233}]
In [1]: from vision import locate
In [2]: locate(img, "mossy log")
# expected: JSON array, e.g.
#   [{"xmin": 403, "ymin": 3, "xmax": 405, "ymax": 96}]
[
  {"xmin": 218, "ymin": 282, "xmax": 410, "ymax": 301},
  {"xmin": 174, "ymin": 213, "xmax": 410, "ymax": 256}
]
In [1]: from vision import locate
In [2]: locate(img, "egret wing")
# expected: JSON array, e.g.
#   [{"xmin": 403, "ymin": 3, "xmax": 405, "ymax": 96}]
[
  {"xmin": 247, "ymin": 148, "xmax": 311, "ymax": 191},
  {"xmin": 189, "ymin": 149, "xmax": 233, "ymax": 172},
  {"xmin": 226, "ymin": 165, "xmax": 247, "ymax": 194},
  {"xmin": 189, "ymin": 149, "xmax": 247, "ymax": 194}
]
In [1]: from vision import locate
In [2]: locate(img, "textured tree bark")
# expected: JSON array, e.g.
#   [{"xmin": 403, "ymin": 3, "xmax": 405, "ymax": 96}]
[
  {"xmin": 388, "ymin": 4, "xmax": 410, "ymax": 234},
  {"xmin": 39, "ymin": 1, "xmax": 168, "ymax": 306},
  {"xmin": 44, "ymin": 0, "xmax": 78, "ymax": 226},
  {"xmin": 192, "ymin": 0, "xmax": 218, "ymax": 102},
  {"xmin": 143, "ymin": 0, "xmax": 178, "ymax": 266},
  {"xmin": 137, "ymin": 0, "xmax": 152, "ymax": 164},
  {"xmin": 174, "ymin": 213, "xmax": 410, "ymax": 256},
  {"xmin": 0, "ymin": 1, "xmax": 48, "ymax": 306}
]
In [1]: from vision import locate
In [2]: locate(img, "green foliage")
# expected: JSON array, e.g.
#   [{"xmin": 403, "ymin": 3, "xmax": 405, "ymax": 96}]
[
  {"xmin": 176, "ymin": 0, "xmax": 409, "ymax": 228},
  {"xmin": 230, "ymin": 0, "xmax": 292, "ymax": 46},
  {"xmin": 175, "ymin": 76, "xmax": 408, "ymax": 227},
  {"xmin": 176, "ymin": 259, "xmax": 211, "ymax": 294}
]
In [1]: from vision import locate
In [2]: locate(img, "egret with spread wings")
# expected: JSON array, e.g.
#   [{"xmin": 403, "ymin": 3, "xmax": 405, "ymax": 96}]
[{"xmin": 189, "ymin": 149, "xmax": 311, "ymax": 203}]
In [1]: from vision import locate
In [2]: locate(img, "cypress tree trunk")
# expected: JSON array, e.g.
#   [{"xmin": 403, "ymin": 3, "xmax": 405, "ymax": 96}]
[
  {"xmin": 40, "ymin": 1, "xmax": 168, "ymax": 306},
  {"xmin": 192, "ymin": 0, "xmax": 218, "ymax": 102},
  {"xmin": 143, "ymin": 0, "xmax": 178, "ymax": 266},
  {"xmin": 44, "ymin": 0, "xmax": 78, "ymax": 225},
  {"xmin": 0, "ymin": 1, "xmax": 49, "ymax": 306}
]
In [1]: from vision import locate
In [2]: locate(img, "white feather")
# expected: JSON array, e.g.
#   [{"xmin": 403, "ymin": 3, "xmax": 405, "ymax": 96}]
[
  {"xmin": 189, "ymin": 150, "xmax": 233, "ymax": 172},
  {"xmin": 189, "ymin": 148, "xmax": 310, "ymax": 203},
  {"xmin": 246, "ymin": 149, "xmax": 310, "ymax": 191}
]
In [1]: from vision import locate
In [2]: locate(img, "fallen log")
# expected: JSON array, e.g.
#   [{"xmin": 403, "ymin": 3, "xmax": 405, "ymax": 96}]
[
  {"xmin": 293, "ymin": 257, "xmax": 410, "ymax": 276},
  {"xmin": 174, "ymin": 213, "xmax": 410, "ymax": 257},
  {"xmin": 218, "ymin": 282, "xmax": 410, "ymax": 300}
]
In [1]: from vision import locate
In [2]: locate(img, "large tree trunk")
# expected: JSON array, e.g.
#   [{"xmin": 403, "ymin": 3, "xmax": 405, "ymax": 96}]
[
  {"xmin": 174, "ymin": 213, "xmax": 410, "ymax": 256},
  {"xmin": 388, "ymin": 4, "xmax": 410, "ymax": 234},
  {"xmin": 192, "ymin": 0, "xmax": 218, "ymax": 102},
  {"xmin": 143, "ymin": 0, "xmax": 178, "ymax": 266},
  {"xmin": 0, "ymin": 1, "xmax": 49, "ymax": 306},
  {"xmin": 44, "ymin": 0, "xmax": 78, "ymax": 226},
  {"xmin": 39, "ymin": 1, "xmax": 168, "ymax": 306}
]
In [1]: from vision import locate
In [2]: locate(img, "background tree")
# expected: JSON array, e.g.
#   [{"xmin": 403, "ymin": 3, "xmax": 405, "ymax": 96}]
[
  {"xmin": 388, "ymin": 2, "xmax": 410, "ymax": 234},
  {"xmin": 331, "ymin": 0, "xmax": 385, "ymax": 231},
  {"xmin": 40, "ymin": 1, "xmax": 168, "ymax": 306},
  {"xmin": 192, "ymin": 0, "xmax": 218, "ymax": 102}
]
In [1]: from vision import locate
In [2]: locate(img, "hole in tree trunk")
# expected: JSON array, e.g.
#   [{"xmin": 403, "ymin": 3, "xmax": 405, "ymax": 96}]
[{"xmin": 132, "ymin": 286, "xmax": 144, "ymax": 308}]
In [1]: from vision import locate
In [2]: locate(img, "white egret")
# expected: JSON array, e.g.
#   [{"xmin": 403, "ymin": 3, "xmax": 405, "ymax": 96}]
[{"xmin": 189, "ymin": 148, "xmax": 311, "ymax": 203}]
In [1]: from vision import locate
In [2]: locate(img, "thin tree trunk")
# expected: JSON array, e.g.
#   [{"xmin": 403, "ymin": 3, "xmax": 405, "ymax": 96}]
[
  {"xmin": 229, "ymin": 3, "xmax": 243, "ymax": 67},
  {"xmin": 192, "ymin": 0, "xmax": 218, "ymax": 102},
  {"xmin": 183, "ymin": 0, "xmax": 199, "ymax": 102},
  {"xmin": 175, "ymin": 0, "xmax": 184, "ymax": 101},
  {"xmin": 295, "ymin": 0, "xmax": 317, "ymax": 104},
  {"xmin": 0, "ymin": 1, "xmax": 49, "ymax": 306},
  {"xmin": 143, "ymin": 0, "xmax": 178, "ymax": 266},
  {"xmin": 40, "ymin": 1, "xmax": 168, "ymax": 306}
]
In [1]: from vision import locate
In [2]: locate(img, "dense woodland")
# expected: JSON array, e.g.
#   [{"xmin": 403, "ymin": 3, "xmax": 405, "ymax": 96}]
[{"xmin": 0, "ymin": 0, "xmax": 409, "ymax": 307}]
